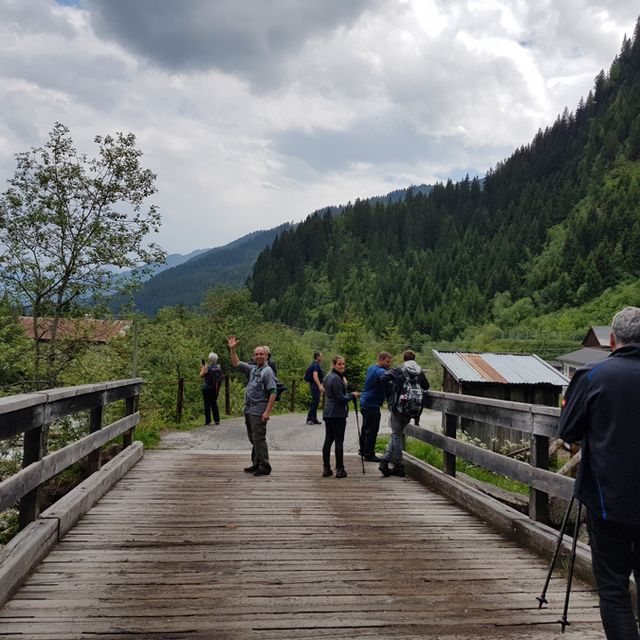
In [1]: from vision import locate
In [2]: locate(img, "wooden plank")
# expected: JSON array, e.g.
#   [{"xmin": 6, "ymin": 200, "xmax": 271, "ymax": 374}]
[
  {"xmin": 405, "ymin": 424, "xmax": 574, "ymax": 500},
  {"xmin": 425, "ymin": 390, "xmax": 560, "ymax": 437},
  {"xmin": 0, "ymin": 518, "xmax": 58, "ymax": 606},
  {"xmin": 0, "ymin": 413, "xmax": 139, "ymax": 511},
  {"xmin": 0, "ymin": 451, "xmax": 604, "ymax": 639},
  {"xmin": 40, "ymin": 440, "xmax": 144, "ymax": 537}
]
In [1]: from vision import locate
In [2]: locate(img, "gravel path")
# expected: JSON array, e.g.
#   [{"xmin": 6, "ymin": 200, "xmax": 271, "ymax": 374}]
[{"xmin": 158, "ymin": 409, "xmax": 442, "ymax": 454}]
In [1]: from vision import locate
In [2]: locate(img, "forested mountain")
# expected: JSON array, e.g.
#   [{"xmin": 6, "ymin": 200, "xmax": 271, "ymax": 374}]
[
  {"xmin": 249, "ymin": 21, "xmax": 640, "ymax": 340},
  {"xmin": 123, "ymin": 224, "xmax": 293, "ymax": 315},
  {"xmin": 124, "ymin": 184, "xmax": 434, "ymax": 315}
]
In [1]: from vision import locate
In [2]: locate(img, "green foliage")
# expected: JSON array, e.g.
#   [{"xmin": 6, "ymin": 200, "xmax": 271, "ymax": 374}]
[
  {"xmin": 333, "ymin": 317, "xmax": 369, "ymax": 390},
  {"xmin": 0, "ymin": 297, "xmax": 31, "ymax": 391},
  {"xmin": 248, "ymin": 27, "xmax": 640, "ymax": 342},
  {"xmin": 0, "ymin": 123, "xmax": 165, "ymax": 386}
]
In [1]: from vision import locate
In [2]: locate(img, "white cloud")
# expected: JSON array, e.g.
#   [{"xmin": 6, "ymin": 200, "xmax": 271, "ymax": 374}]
[{"xmin": 0, "ymin": 0, "xmax": 637, "ymax": 253}]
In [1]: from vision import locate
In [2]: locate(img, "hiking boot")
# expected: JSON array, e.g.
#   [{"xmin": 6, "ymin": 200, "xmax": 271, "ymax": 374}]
[
  {"xmin": 253, "ymin": 466, "xmax": 272, "ymax": 476},
  {"xmin": 378, "ymin": 460, "xmax": 392, "ymax": 477},
  {"xmin": 306, "ymin": 420, "xmax": 315, "ymax": 425},
  {"xmin": 391, "ymin": 464, "xmax": 406, "ymax": 478},
  {"xmin": 335, "ymin": 468, "xmax": 348, "ymax": 479},
  {"xmin": 322, "ymin": 467, "xmax": 333, "ymax": 477},
  {"xmin": 364, "ymin": 455, "xmax": 381, "ymax": 462},
  {"xmin": 244, "ymin": 464, "xmax": 258, "ymax": 473}
]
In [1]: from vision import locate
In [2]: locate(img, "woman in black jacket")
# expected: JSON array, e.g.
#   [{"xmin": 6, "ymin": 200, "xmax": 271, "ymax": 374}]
[{"xmin": 322, "ymin": 355, "xmax": 359, "ymax": 478}]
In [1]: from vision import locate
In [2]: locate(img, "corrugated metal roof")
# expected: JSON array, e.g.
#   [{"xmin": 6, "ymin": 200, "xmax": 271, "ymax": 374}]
[
  {"xmin": 432, "ymin": 350, "xmax": 569, "ymax": 386},
  {"xmin": 557, "ymin": 347, "xmax": 610, "ymax": 367}
]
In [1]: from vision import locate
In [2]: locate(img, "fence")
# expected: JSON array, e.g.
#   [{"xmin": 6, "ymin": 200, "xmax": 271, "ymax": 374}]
[
  {"xmin": 412, "ymin": 390, "xmax": 574, "ymax": 524},
  {"xmin": 0, "ymin": 379, "xmax": 142, "ymax": 530}
]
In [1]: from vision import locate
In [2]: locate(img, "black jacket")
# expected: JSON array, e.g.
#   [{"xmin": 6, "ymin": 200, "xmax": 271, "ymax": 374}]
[
  {"xmin": 559, "ymin": 344, "xmax": 640, "ymax": 524},
  {"xmin": 322, "ymin": 370, "xmax": 355, "ymax": 418}
]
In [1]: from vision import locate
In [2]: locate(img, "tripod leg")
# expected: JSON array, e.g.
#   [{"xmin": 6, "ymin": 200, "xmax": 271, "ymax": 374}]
[
  {"xmin": 559, "ymin": 501, "xmax": 582, "ymax": 633},
  {"xmin": 537, "ymin": 496, "xmax": 575, "ymax": 609}
]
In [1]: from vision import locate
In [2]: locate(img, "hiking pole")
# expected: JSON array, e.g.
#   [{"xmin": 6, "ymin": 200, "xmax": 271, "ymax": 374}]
[
  {"xmin": 537, "ymin": 496, "xmax": 575, "ymax": 609},
  {"xmin": 352, "ymin": 398, "xmax": 365, "ymax": 475},
  {"xmin": 559, "ymin": 501, "xmax": 583, "ymax": 634}
]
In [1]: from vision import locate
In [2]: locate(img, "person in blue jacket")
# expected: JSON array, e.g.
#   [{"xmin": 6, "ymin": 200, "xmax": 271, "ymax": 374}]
[
  {"xmin": 358, "ymin": 351, "xmax": 392, "ymax": 461},
  {"xmin": 321, "ymin": 355, "xmax": 359, "ymax": 478},
  {"xmin": 559, "ymin": 306, "xmax": 640, "ymax": 640}
]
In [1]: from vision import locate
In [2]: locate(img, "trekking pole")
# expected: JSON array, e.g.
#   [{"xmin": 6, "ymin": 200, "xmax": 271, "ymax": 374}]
[
  {"xmin": 558, "ymin": 501, "xmax": 583, "ymax": 634},
  {"xmin": 537, "ymin": 496, "xmax": 575, "ymax": 609},
  {"xmin": 352, "ymin": 398, "xmax": 365, "ymax": 475}
]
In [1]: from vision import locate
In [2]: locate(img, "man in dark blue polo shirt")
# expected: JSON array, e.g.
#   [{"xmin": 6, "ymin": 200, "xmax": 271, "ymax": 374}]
[{"xmin": 559, "ymin": 306, "xmax": 640, "ymax": 640}]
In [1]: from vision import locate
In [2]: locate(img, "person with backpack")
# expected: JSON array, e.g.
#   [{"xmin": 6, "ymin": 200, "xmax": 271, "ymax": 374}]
[
  {"xmin": 304, "ymin": 351, "xmax": 324, "ymax": 425},
  {"xmin": 358, "ymin": 351, "xmax": 392, "ymax": 462},
  {"xmin": 322, "ymin": 355, "xmax": 359, "ymax": 478},
  {"xmin": 378, "ymin": 350, "xmax": 429, "ymax": 477},
  {"xmin": 199, "ymin": 352, "xmax": 222, "ymax": 426},
  {"xmin": 227, "ymin": 335, "xmax": 278, "ymax": 476}
]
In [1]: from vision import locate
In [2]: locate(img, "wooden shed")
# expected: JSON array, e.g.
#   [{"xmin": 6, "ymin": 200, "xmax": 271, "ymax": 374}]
[{"xmin": 432, "ymin": 350, "xmax": 569, "ymax": 447}]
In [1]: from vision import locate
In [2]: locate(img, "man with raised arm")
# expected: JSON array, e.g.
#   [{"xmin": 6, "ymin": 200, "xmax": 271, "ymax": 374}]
[
  {"xmin": 559, "ymin": 306, "xmax": 640, "ymax": 640},
  {"xmin": 227, "ymin": 335, "xmax": 277, "ymax": 477}
]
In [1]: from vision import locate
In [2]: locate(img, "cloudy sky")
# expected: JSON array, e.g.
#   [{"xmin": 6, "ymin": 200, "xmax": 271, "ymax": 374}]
[{"xmin": 1, "ymin": 1, "xmax": 638, "ymax": 255}]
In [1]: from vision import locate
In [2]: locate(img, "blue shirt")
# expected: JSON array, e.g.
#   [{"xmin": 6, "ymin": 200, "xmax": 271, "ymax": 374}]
[{"xmin": 359, "ymin": 364, "xmax": 388, "ymax": 409}]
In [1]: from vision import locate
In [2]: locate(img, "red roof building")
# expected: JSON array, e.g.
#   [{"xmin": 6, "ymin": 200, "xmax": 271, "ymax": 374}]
[{"xmin": 18, "ymin": 317, "xmax": 131, "ymax": 344}]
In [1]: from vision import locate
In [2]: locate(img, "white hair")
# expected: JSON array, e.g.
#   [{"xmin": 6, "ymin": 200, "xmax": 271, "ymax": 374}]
[
  {"xmin": 612, "ymin": 307, "xmax": 640, "ymax": 345},
  {"xmin": 208, "ymin": 352, "xmax": 218, "ymax": 364}
]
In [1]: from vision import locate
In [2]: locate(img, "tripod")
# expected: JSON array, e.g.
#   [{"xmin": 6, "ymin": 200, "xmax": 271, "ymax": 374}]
[{"xmin": 536, "ymin": 496, "xmax": 583, "ymax": 633}]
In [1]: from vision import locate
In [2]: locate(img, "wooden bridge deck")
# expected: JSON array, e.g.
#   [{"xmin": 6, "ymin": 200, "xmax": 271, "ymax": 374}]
[{"xmin": 1, "ymin": 451, "xmax": 604, "ymax": 639}]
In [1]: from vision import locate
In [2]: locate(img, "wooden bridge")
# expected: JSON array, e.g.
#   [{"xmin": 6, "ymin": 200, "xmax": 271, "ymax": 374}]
[{"xmin": 0, "ymin": 380, "xmax": 605, "ymax": 638}]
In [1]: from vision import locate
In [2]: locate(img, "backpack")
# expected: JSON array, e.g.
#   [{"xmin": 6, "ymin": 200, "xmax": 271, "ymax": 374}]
[
  {"xmin": 258, "ymin": 366, "xmax": 287, "ymax": 402},
  {"xmin": 275, "ymin": 379, "xmax": 287, "ymax": 401},
  {"xmin": 395, "ymin": 367, "xmax": 423, "ymax": 418},
  {"xmin": 205, "ymin": 366, "xmax": 222, "ymax": 391}
]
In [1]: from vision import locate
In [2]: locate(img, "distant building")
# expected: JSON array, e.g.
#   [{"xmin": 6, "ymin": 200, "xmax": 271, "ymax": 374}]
[
  {"xmin": 18, "ymin": 317, "xmax": 131, "ymax": 344},
  {"xmin": 581, "ymin": 325, "xmax": 611, "ymax": 350},
  {"xmin": 432, "ymin": 350, "xmax": 569, "ymax": 445},
  {"xmin": 556, "ymin": 325, "xmax": 612, "ymax": 378}
]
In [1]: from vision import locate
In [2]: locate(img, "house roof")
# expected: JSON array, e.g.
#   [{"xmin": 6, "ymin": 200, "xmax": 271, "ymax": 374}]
[
  {"xmin": 18, "ymin": 317, "xmax": 131, "ymax": 343},
  {"xmin": 432, "ymin": 350, "xmax": 569, "ymax": 386},
  {"xmin": 583, "ymin": 326, "xmax": 611, "ymax": 347},
  {"xmin": 556, "ymin": 347, "xmax": 610, "ymax": 367}
]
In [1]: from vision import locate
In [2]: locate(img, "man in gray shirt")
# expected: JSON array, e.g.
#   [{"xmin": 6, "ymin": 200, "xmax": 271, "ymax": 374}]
[{"xmin": 228, "ymin": 335, "xmax": 277, "ymax": 476}]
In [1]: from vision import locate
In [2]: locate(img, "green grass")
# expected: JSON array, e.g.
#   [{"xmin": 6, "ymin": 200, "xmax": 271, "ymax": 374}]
[{"xmin": 376, "ymin": 435, "xmax": 529, "ymax": 496}]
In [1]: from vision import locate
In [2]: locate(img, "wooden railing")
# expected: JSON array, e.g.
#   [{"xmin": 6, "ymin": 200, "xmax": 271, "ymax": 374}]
[
  {"xmin": 410, "ymin": 390, "xmax": 574, "ymax": 524},
  {"xmin": 0, "ymin": 379, "xmax": 142, "ymax": 530}
]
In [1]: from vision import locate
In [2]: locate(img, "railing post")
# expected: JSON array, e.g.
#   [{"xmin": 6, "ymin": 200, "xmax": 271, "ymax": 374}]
[
  {"xmin": 529, "ymin": 434, "xmax": 550, "ymax": 524},
  {"xmin": 123, "ymin": 394, "xmax": 138, "ymax": 448},
  {"xmin": 88, "ymin": 404, "xmax": 103, "ymax": 473},
  {"xmin": 443, "ymin": 412, "xmax": 457, "ymax": 477},
  {"xmin": 19, "ymin": 425, "xmax": 46, "ymax": 529},
  {"xmin": 175, "ymin": 377, "xmax": 184, "ymax": 423},
  {"xmin": 224, "ymin": 375, "xmax": 231, "ymax": 415},
  {"xmin": 289, "ymin": 379, "xmax": 296, "ymax": 412}
]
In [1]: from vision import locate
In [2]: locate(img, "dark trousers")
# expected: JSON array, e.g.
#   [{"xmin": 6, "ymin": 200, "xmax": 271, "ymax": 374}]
[
  {"xmin": 587, "ymin": 512, "xmax": 640, "ymax": 640},
  {"xmin": 359, "ymin": 406, "xmax": 381, "ymax": 457},
  {"xmin": 244, "ymin": 413, "xmax": 270, "ymax": 469},
  {"xmin": 322, "ymin": 417, "xmax": 346, "ymax": 470},
  {"xmin": 202, "ymin": 388, "xmax": 220, "ymax": 424},
  {"xmin": 307, "ymin": 385, "xmax": 320, "ymax": 422}
]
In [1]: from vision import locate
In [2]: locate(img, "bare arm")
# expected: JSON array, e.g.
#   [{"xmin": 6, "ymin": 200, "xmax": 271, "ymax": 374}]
[
  {"xmin": 227, "ymin": 335, "xmax": 240, "ymax": 368},
  {"xmin": 312, "ymin": 370, "xmax": 324, "ymax": 392},
  {"xmin": 261, "ymin": 393, "xmax": 277, "ymax": 423}
]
